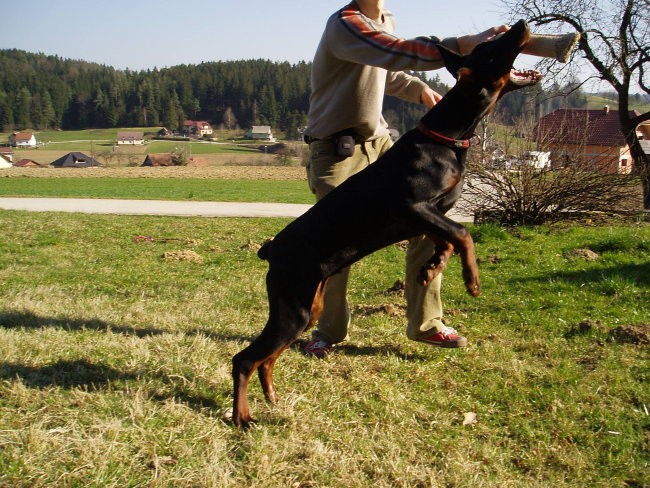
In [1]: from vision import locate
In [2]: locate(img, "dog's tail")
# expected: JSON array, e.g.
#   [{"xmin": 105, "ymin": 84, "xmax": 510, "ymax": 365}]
[{"xmin": 257, "ymin": 238, "xmax": 273, "ymax": 261}]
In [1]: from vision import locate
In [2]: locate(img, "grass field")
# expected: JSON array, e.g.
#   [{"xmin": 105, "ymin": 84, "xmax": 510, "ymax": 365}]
[
  {"xmin": 2, "ymin": 128, "xmax": 302, "ymax": 168},
  {"xmin": 0, "ymin": 177, "xmax": 313, "ymax": 204},
  {"xmin": 0, "ymin": 209, "xmax": 648, "ymax": 487}
]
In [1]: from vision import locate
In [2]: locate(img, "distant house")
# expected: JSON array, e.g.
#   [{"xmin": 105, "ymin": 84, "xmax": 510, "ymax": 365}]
[
  {"xmin": 142, "ymin": 153, "xmax": 175, "ymax": 166},
  {"xmin": 117, "ymin": 131, "xmax": 144, "ymax": 145},
  {"xmin": 9, "ymin": 132, "xmax": 37, "ymax": 148},
  {"xmin": 14, "ymin": 158, "xmax": 43, "ymax": 168},
  {"xmin": 0, "ymin": 154, "xmax": 12, "ymax": 168},
  {"xmin": 245, "ymin": 125, "xmax": 275, "ymax": 142},
  {"xmin": 534, "ymin": 107, "xmax": 650, "ymax": 174},
  {"xmin": 0, "ymin": 146, "xmax": 13, "ymax": 162},
  {"xmin": 50, "ymin": 152, "xmax": 100, "ymax": 168},
  {"xmin": 183, "ymin": 120, "xmax": 213, "ymax": 136}
]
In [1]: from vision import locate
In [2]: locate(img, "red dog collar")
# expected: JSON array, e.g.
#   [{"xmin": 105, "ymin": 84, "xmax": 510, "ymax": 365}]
[{"xmin": 417, "ymin": 121, "xmax": 478, "ymax": 149}]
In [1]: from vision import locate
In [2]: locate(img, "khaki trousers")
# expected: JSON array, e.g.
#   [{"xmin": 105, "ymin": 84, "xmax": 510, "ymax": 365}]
[{"xmin": 306, "ymin": 134, "xmax": 446, "ymax": 344}]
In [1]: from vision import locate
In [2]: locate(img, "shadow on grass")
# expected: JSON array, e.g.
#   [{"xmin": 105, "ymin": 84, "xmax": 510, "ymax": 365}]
[
  {"xmin": 292, "ymin": 338, "xmax": 428, "ymax": 361},
  {"xmin": 0, "ymin": 309, "xmax": 255, "ymax": 345},
  {"xmin": 0, "ymin": 358, "xmax": 224, "ymax": 412},
  {"xmin": 0, "ymin": 309, "xmax": 166, "ymax": 337},
  {"xmin": 515, "ymin": 262, "xmax": 650, "ymax": 287},
  {"xmin": 0, "ymin": 359, "xmax": 136, "ymax": 390}
]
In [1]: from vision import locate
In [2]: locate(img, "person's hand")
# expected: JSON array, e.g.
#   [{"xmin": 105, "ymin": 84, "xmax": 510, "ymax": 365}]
[
  {"xmin": 457, "ymin": 25, "xmax": 510, "ymax": 54},
  {"xmin": 420, "ymin": 86, "xmax": 443, "ymax": 108}
]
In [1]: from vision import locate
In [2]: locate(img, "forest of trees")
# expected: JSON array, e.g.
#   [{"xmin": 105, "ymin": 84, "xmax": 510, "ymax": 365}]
[{"xmin": 0, "ymin": 49, "xmax": 591, "ymax": 138}]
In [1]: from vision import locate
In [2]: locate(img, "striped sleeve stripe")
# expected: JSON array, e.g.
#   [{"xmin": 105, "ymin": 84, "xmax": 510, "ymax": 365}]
[{"xmin": 338, "ymin": 4, "xmax": 441, "ymax": 62}]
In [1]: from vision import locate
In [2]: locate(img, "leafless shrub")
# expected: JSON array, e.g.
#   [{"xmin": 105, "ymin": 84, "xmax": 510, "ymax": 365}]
[{"xmin": 458, "ymin": 118, "xmax": 640, "ymax": 225}]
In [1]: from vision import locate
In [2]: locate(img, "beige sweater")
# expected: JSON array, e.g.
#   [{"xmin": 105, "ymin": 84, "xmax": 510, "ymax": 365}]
[{"xmin": 306, "ymin": 2, "xmax": 461, "ymax": 141}]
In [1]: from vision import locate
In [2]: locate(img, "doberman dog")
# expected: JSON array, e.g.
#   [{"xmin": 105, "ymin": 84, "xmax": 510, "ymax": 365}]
[{"xmin": 232, "ymin": 19, "xmax": 541, "ymax": 428}]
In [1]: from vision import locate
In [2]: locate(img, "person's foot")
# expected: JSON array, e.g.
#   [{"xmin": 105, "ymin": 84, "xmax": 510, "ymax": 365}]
[
  {"xmin": 416, "ymin": 326, "xmax": 468, "ymax": 348},
  {"xmin": 304, "ymin": 339, "xmax": 333, "ymax": 358}
]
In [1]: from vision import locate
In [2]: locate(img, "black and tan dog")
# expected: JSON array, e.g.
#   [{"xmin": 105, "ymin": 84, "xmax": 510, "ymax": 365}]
[{"xmin": 232, "ymin": 19, "xmax": 542, "ymax": 428}]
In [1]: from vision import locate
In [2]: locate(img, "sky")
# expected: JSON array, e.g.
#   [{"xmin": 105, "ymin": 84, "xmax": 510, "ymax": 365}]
[{"xmin": 1, "ymin": 0, "xmax": 517, "ymax": 86}]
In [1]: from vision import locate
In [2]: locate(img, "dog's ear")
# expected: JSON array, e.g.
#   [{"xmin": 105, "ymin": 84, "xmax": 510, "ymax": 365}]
[{"xmin": 437, "ymin": 44, "xmax": 464, "ymax": 79}]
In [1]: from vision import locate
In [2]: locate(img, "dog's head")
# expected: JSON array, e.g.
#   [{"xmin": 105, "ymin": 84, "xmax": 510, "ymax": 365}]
[{"xmin": 438, "ymin": 20, "xmax": 542, "ymax": 109}]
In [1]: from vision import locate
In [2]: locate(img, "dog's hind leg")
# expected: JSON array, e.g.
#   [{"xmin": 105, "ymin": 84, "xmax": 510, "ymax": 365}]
[
  {"xmin": 232, "ymin": 277, "xmax": 326, "ymax": 428},
  {"xmin": 233, "ymin": 320, "xmax": 303, "ymax": 428},
  {"xmin": 257, "ymin": 279, "xmax": 327, "ymax": 404}
]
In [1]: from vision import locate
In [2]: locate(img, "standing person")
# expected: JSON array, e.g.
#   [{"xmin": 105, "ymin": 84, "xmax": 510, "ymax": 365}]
[{"xmin": 303, "ymin": 0, "xmax": 508, "ymax": 357}]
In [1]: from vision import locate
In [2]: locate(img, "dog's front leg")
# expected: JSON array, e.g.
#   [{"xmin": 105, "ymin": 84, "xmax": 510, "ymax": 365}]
[
  {"xmin": 417, "ymin": 237, "xmax": 455, "ymax": 286},
  {"xmin": 410, "ymin": 205, "xmax": 481, "ymax": 296}
]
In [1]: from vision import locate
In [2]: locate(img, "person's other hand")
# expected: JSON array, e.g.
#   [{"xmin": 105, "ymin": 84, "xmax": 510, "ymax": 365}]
[
  {"xmin": 457, "ymin": 25, "xmax": 510, "ymax": 54},
  {"xmin": 420, "ymin": 86, "xmax": 443, "ymax": 108}
]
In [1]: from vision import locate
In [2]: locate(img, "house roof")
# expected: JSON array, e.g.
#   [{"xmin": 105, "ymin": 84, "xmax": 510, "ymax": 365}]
[
  {"xmin": 142, "ymin": 153, "xmax": 174, "ymax": 166},
  {"xmin": 535, "ymin": 108, "xmax": 640, "ymax": 147},
  {"xmin": 117, "ymin": 131, "xmax": 144, "ymax": 140},
  {"xmin": 183, "ymin": 120, "xmax": 212, "ymax": 128},
  {"xmin": 0, "ymin": 146, "xmax": 13, "ymax": 155},
  {"xmin": 14, "ymin": 159, "xmax": 43, "ymax": 167},
  {"xmin": 14, "ymin": 132, "xmax": 34, "ymax": 141},
  {"xmin": 50, "ymin": 152, "xmax": 100, "ymax": 168},
  {"xmin": 250, "ymin": 126, "xmax": 271, "ymax": 133}
]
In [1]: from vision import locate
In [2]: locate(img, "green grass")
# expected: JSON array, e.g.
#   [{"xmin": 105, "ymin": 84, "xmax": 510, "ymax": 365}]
[
  {"xmin": 586, "ymin": 94, "xmax": 650, "ymax": 113},
  {"xmin": 40, "ymin": 140, "xmax": 262, "ymax": 155},
  {"xmin": 2, "ymin": 128, "xmax": 273, "ymax": 155},
  {"xmin": 0, "ymin": 211, "xmax": 648, "ymax": 487},
  {"xmin": 0, "ymin": 178, "xmax": 313, "ymax": 203},
  {"xmin": 32, "ymin": 127, "xmax": 159, "ymax": 143}
]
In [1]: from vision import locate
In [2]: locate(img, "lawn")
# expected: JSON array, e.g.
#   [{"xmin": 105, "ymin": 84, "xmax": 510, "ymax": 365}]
[
  {"xmin": 0, "ymin": 177, "xmax": 313, "ymax": 204},
  {"xmin": 0, "ymin": 210, "xmax": 648, "ymax": 487}
]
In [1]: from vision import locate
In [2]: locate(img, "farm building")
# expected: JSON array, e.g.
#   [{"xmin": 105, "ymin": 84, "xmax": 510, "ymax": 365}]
[
  {"xmin": 142, "ymin": 153, "xmax": 175, "ymax": 166},
  {"xmin": 183, "ymin": 120, "xmax": 213, "ymax": 136},
  {"xmin": 117, "ymin": 131, "xmax": 145, "ymax": 145},
  {"xmin": 50, "ymin": 152, "xmax": 100, "ymax": 168},
  {"xmin": 534, "ymin": 107, "xmax": 650, "ymax": 174},
  {"xmin": 141, "ymin": 153, "xmax": 206, "ymax": 167},
  {"xmin": 245, "ymin": 126, "xmax": 276, "ymax": 142},
  {"xmin": 14, "ymin": 159, "xmax": 43, "ymax": 167},
  {"xmin": 9, "ymin": 132, "xmax": 37, "ymax": 148},
  {"xmin": 0, "ymin": 154, "xmax": 12, "ymax": 168},
  {"xmin": 0, "ymin": 147, "xmax": 13, "ymax": 162}
]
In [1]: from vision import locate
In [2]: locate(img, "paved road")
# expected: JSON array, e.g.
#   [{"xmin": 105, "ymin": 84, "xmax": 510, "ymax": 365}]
[{"xmin": 0, "ymin": 197, "xmax": 473, "ymax": 222}]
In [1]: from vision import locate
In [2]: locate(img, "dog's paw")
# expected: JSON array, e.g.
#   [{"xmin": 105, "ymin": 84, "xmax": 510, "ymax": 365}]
[{"xmin": 418, "ymin": 266, "xmax": 439, "ymax": 287}]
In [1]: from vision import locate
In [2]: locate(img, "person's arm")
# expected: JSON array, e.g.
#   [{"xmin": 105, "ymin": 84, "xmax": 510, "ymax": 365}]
[
  {"xmin": 330, "ymin": 7, "xmax": 508, "ymax": 72},
  {"xmin": 328, "ymin": 6, "xmax": 458, "ymax": 72},
  {"xmin": 385, "ymin": 71, "xmax": 442, "ymax": 108}
]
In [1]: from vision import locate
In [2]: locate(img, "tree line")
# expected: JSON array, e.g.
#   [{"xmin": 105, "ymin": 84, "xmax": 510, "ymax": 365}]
[{"xmin": 0, "ymin": 48, "xmax": 588, "ymax": 138}]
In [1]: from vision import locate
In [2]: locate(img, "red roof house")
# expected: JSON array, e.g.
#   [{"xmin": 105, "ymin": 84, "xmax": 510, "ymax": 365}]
[
  {"xmin": 183, "ymin": 120, "xmax": 213, "ymax": 136},
  {"xmin": 534, "ymin": 107, "xmax": 649, "ymax": 174}
]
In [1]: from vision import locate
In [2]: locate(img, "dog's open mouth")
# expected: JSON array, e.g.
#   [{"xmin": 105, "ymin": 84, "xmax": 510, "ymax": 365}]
[{"xmin": 510, "ymin": 69, "xmax": 542, "ymax": 86}]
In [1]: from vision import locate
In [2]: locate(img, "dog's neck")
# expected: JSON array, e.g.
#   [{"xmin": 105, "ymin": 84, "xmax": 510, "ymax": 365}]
[{"xmin": 419, "ymin": 86, "xmax": 492, "ymax": 142}]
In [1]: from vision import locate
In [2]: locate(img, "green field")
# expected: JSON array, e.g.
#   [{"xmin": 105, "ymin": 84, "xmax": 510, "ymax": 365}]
[
  {"xmin": 0, "ymin": 209, "xmax": 648, "ymax": 487},
  {"xmin": 1, "ymin": 128, "xmax": 285, "ymax": 157},
  {"xmin": 0, "ymin": 178, "xmax": 313, "ymax": 204}
]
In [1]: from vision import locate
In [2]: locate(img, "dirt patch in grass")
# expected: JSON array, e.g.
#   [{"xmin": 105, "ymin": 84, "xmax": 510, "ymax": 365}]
[
  {"xmin": 161, "ymin": 250, "xmax": 204, "ymax": 263},
  {"xmin": 608, "ymin": 323, "xmax": 650, "ymax": 345},
  {"xmin": 1, "ymin": 165, "xmax": 307, "ymax": 180}
]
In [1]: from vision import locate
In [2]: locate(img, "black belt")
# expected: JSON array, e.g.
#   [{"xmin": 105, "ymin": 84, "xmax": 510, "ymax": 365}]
[
  {"xmin": 303, "ymin": 134, "xmax": 320, "ymax": 144},
  {"xmin": 304, "ymin": 129, "xmax": 358, "ymax": 145}
]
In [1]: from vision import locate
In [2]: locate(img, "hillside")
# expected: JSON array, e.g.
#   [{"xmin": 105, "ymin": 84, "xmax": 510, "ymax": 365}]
[{"xmin": 3, "ymin": 48, "xmax": 641, "ymax": 137}]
